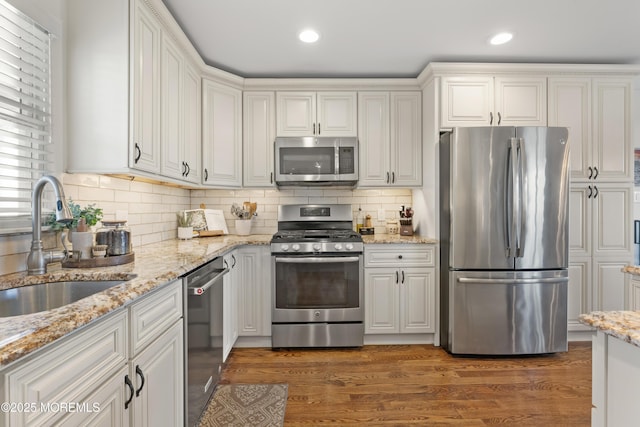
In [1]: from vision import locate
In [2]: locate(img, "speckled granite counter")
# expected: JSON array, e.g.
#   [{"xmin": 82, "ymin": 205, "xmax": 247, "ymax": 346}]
[
  {"xmin": 622, "ymin": 265, "xmax": 640, "ymax": 276},
  {"xmin": 579, "ymin": 311, "xmax": 640, "ymax": 348},
  {"xmin": 0, "ymin": 235, "xmax": 271, "ymax": 367},
  {"xmin": 361, "ymin": 234, "xmax": 438, "ymax": 244}
]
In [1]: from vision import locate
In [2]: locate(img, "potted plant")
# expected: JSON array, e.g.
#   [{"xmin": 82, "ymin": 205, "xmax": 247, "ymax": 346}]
[
  {"xmin": 46, "ymin": 199, "xmax": 103, "ymax": 258},
  {"xmin": 177, "ymin": 212, "xmax": 193, "ymax": 239}
]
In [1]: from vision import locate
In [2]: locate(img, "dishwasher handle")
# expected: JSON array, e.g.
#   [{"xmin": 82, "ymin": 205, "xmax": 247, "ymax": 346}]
[{"xmin": 187, "ymin": 267, "xmax": 229, "ymax": 296}]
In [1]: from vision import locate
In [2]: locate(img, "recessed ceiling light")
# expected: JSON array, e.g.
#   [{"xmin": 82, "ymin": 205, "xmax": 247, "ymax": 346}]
[
  {"xmin": 299, "ymin": 29, "xmax": 319, "ymax": 43},
  {"xmin": 489, "ymin": 32, "xmax": 513, "ymax": 45}
]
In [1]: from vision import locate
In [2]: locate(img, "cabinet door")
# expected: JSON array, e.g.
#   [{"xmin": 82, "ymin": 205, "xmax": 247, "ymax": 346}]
[
  {"xmin": 592, "ymin": 78, "xmax": 632, "ymax": 181},
  {"xmin": 440, "ymin": 76, "xmax": 493, "ymax": 127},
  {"xmin": 182, "ymin": 60, "xmax": 202, "ymax": 184},
  {"xmin": 160, "ymin": 33, "xmax": 184, "ymax": 180},
  {"xmin": 131, "ymin": 0, "xmax": 161, "ymax": 173},
  {"xmin": 131, "ymin": 321, "xmax": 184, "ymax": 427},
  {"xmin": 358, "ymin": 92, "xmax": 390, "ymax": 186},
  {"xmin": 592, "ymin": 183, "xmax": 633, "ymax": 257},
  {"xmin": 629, "ymin": 278, "xmax": 640, "ymax": 310},
  {"xmin": 399, "ymin": 268, "xmax": 434, "ymax": 333},
  {"xmin": 243, "ymin": 91, "xmax": 276, "ymax": 187},
  {"xmin": 202, "ymin": 79, "xmax": 242, "ymax": 187},
  {"xmin": 568, "ymin": 259, "xmax": 592, "ymax": 331},
  {"xmin": 317, "ymin": 92, "xmax": 357, "ymax": 136},
  {"xmin": 364, "ymin": 268, "xmax": 399, "ymax": 333},
  {"xmin": 593, "ymin": 259, "xmax": 629, "ymax": 312},
  {"xmin": 223, "ymin": 252, "xmax": 239, "ymax": 360},
  {"xmin": 57, "ymin": 366, "xmax": 129, "ymax": 427},
  {"xmin": 548, "ymin": 77, "xmax": 592, "ymax": 181},
  {"xmin": 494, "ymin": 77, "xmax": 547, "ymax": 126},
  {"xmin": 569, "ymin": 184, "xmax": 591, "ymax": 258},
  {"xmin": 276, "ymin": 92, "xmax": 316, "ymax": 136},
  {"xmin": 390, "ymin": 92, "xmax": 422, "ymax": 186},
  {"xmin": 237, "ymin": 247, "xmax": 270, "ymax": 336}
]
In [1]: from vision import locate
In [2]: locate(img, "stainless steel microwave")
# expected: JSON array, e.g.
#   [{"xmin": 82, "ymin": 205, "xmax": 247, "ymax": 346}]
[{"xmin": 274, "ymin": 137, "xmax": 358, "ymax": 186}]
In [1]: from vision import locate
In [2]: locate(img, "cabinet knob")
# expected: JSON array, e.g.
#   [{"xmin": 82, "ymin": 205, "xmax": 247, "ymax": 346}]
[{"xmin": 398, "ymin": 255, "xmax": 403, "ymax": 259}]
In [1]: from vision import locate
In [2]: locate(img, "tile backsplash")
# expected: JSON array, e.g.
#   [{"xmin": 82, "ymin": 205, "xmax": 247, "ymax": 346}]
[{"xmin": 0, "ymin": 174, "xmax": 412, "ymax": 276}]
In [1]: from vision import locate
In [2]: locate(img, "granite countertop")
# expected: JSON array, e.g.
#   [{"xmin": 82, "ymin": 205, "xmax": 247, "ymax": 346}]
[
  {"xmin": 622, "ymin": 265, "xmax": 640, "ymax": 276},
  {"xmin": 0, "ymin": 233, "xmax": 436, "ymax": 367},
  {"xmin": 361, "ymin": 234, "xmax": 438, "ymax": 244},
  {"xmin": 0, "ymin": 235, "xmax": 271, "ymax": 367},
  {"xmin": 579, "ymin": 311, "xmax": 640, "ymax": 348}
]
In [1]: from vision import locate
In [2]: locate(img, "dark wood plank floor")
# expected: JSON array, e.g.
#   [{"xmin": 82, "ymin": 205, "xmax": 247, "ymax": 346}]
[{"xmin": 220, "ymin": 342, "xmax": 592, "ymax": 426}]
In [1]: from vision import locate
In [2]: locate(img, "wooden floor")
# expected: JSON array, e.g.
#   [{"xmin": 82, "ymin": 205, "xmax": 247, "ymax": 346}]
[{"xmin": 220, "ymin": 342, "xmax": 592, "ymax": 426}]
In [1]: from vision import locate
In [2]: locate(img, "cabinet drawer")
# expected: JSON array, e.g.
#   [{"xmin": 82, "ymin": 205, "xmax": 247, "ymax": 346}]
[
  {"xmin": 4, "ymin": 311, "xmax": 127, "ymax": 427},
  {"xmin": 130, "ymin": 279, "xmax": 182, "ymax": 356},
  {"xmin": 365, "ymin": 244, "xmax": 435, "ymax": 268}
]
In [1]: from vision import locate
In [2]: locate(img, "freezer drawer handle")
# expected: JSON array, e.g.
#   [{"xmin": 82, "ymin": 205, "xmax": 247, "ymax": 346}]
[
  {"xmin": 187, "ymin": 267, "xmax": 230, "ymax": 295},
  {"xmin": 457, "ymin": 277, "xmax": 569, "ymax": 285}
]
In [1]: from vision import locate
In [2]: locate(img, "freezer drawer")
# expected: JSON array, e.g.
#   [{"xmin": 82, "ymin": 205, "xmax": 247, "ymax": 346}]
[{"xmin": 446, "ymin": 270, "xmax": 568, "ymax": 355}]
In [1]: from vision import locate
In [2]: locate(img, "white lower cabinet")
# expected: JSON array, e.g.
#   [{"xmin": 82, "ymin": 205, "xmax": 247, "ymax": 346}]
[
  {"xmin": 0, "ymin": 280, "xmax": 183, "ymax": 427},
  {"xmin": 628, "ymin": 276, "xmax": 640, "ymax": 310},
  {"xmin": 223, "ymin": 251, "xmax": 239, "ymax": 361},
  {"xmin": 364, "ymin": 245, "xmax": 436, "ymax": 335},
  {"xmin": 237, "ymin": 246, "xmax": 271, "ymax": 337}
]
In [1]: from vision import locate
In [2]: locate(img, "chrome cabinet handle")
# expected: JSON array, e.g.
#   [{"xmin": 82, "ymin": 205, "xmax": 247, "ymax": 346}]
[
  {"xmin": 489, "ymin": 112, "xmax": 493, "ymax": 125},
  {"xmin": 135, "ymin": 365, "xmax": 145, "ymax": 397},
  {"xmin": 124, "ymin": 375, "xmax": 134, "ymax": 409},
  {"xmin": 497, "ymin": 112, "xmax": 502, "ymax": 125},
  {"xmin": 593, "ymin": 167, "xmax": 599, "ymax": 180},
  {"xmin": 134, "ymin": 143, "xmax": 141, "ymax": 164}
]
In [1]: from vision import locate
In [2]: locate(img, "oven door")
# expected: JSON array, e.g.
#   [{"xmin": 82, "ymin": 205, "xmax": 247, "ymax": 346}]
[{"xmin": 272, "ymin": 254, "xmax": 363, "ymax": 323}]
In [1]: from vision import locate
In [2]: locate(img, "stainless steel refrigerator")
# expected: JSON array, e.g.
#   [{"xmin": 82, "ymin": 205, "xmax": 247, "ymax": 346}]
[{"xmin": 440, "ymin": 126, "xmax": 570, "ymax": 355}]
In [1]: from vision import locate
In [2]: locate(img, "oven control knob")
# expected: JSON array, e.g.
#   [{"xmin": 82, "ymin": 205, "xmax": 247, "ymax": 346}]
[
  {"xmin": 292, "ymin": 244, "xmax": 300, "ymax": 251},
  {"xmin": 345, "ymin": 243, "xmax": 354, "ymax": 250},
  {"xmin": 334, "ymin": 243, "xmax": 343, "ymax": 250},
  {"xmin": 281, "ymin": 244, "xmax": 289, "ymax": 251},
  {"xmin": 312, "ymin": 243, "xmax": 321, "ymax": 251}
]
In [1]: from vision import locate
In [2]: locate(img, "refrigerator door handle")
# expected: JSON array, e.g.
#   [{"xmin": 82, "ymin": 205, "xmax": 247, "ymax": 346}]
[
  {"xmin": 515, "ymin": 138, "xmax": 524, "ymax": 257},
  {"xmin": 505, "ymin": 138, "xmax": 519, "ymax": 259},
  {"xmin": 457, "ymin": 277, "xmax": 569, "ymax": 285}
]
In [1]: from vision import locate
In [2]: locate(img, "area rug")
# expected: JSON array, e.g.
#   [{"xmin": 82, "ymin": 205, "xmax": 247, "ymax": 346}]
[{"xmin": 198, "ymin": 384, "xmax": 288, "ymax": 427}]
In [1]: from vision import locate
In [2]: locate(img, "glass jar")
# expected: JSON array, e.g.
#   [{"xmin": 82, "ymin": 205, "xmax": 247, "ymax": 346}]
[{"xmin": 96, "ymin": 220, "xmax": 132, "ymax": 256}]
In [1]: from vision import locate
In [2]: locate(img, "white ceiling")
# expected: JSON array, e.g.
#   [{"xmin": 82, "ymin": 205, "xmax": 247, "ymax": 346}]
[{"xmin": 161, "ymin": 0, "xmax": 640, "ymax": 79}]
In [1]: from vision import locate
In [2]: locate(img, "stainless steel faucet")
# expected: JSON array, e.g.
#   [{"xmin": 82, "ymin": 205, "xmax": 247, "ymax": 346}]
[{"xmin": 27, "ymin": 175, "xmax": 73, "ymax": 275}]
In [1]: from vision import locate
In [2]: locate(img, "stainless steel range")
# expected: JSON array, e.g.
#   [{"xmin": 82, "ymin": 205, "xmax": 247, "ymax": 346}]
[{"xmin": 271, "ymin": 204, "xmax": 364, "ymax": 348}]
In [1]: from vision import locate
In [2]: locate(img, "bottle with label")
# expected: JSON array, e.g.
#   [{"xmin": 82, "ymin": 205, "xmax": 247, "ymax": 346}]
[{"xmin": 356, "ymin": 207, "xmax": 364, "ymax": 233}]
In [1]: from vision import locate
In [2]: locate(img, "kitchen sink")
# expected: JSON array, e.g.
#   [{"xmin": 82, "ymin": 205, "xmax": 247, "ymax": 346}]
[{"xmin": 0, "ymin": 280, "xmax": 126, "ymax": 317}]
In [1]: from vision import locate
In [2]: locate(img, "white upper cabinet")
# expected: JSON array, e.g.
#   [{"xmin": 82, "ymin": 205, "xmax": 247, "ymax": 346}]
[
  {"xmin": 182, "ymin": 60, "xmax": 202, "ymax": 184},
  {"xmin": 131, "ymin": 0, "xmax": 162, "ymax": 174},
  {"xmin": 160, "ymin": 33, "xmax": 184, "ymax": 180},
  {"xmin": 358, "ymin": 91, "xmax": 422, "ymax": 187},
  {"xmin": 202, "ymin": 79, "xmax": 243, "ymax": 187},
  {"xmin": 243, "ymin": 91, "xmax": 276, "ymax": 187},
  {"xmin": 549, "ymin": 77, "xmax": 632, "ymax": 182},
  {"xmin": 276, "ymin": 91, "xmax": 357, "ymax": 136},
  {"xmin": 440, "ymin": 75, "xmax": 547, "ymax": 128}
]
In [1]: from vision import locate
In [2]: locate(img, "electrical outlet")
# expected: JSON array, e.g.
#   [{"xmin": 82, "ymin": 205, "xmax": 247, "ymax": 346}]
[{"xmin": 377, "ymin": 209, "xmax": 386, "ymax": 220}]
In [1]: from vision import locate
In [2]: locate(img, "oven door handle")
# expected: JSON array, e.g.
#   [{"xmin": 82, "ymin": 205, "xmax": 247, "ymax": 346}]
[
  {"xmin": 187, "ymin": 267, "xmax": 230, "ymax": 295},
  {"xmin": 274, "ymin": 256, "xmax": 360, "ymax": 263}
]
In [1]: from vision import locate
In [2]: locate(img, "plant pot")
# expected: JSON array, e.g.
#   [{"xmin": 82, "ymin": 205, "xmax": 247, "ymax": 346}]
[
  {"xmin": 70, "ymin": 231, "xmax": 94, "ymax": 259},
  {"xmin": 178, "ymin": 226, "xmax": 194, "ymax": 240},
  {"xmin": 235, "ymin": 219, "xmax": 252, "ymax": 236}
]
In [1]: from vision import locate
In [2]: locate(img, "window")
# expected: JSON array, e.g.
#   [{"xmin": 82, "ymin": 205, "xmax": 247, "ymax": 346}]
[{"xmin": 0, "ymin": 0, "xmax": 52, "ymax": 230}]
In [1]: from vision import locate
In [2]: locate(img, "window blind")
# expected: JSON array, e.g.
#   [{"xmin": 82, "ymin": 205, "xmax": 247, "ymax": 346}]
[{"xmin": 0, "ymin": 0, "xmax": 52, "ymax": 230}]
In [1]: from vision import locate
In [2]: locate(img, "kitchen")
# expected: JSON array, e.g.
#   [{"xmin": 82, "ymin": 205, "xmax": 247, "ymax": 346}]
[{"xmin": 1, "ymin": 0, "xmax": 640, "ymax": 425}]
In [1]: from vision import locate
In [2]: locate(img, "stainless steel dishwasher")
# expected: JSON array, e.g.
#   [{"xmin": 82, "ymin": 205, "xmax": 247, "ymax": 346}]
[{"xmin": 183, "ymin": 257, "xmax": 229, "ymax": 426}]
